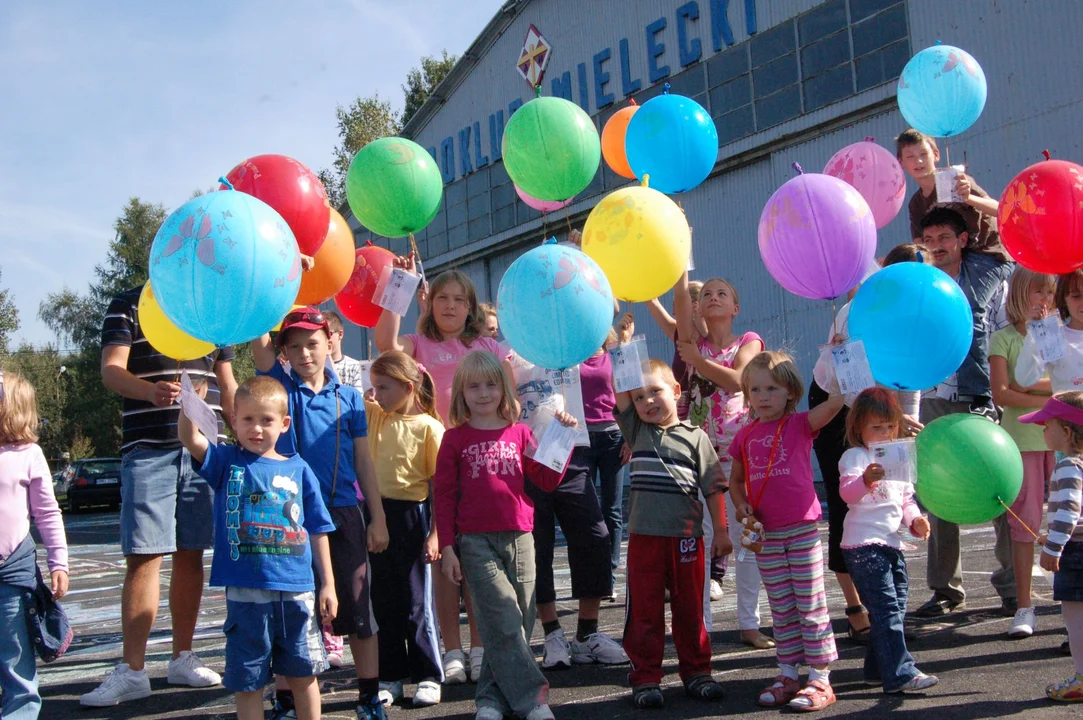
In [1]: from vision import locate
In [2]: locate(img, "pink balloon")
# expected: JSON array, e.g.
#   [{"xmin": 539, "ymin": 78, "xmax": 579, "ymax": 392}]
[
  {"xmin": 824, "ymin": 137, "xmax": 906, "ymax": 229},
  {"xmin": 515, "ymin": 184, "xmax": 573, "ymax": 213}
]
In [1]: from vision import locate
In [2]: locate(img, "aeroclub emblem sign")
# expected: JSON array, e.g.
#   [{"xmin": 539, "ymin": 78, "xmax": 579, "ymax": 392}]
[{"xmin": 517, "ymin": 24, "xmax": 551, "ymax": 88}]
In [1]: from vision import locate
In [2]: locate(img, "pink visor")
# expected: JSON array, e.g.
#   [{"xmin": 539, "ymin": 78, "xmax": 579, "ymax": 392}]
[{"xmin": 1018, "ymin": 397, "xmax": 1083, "ymax": 426}]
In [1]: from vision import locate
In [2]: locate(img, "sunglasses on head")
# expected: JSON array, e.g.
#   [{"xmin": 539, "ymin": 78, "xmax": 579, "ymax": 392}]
[{"xmin": 288, "ymin": 310, "xmax": 325, "ymax": 326}]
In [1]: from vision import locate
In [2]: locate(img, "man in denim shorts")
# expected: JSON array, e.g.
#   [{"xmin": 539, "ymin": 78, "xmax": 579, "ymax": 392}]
[{"xmin": 80, "ymin": 285, "xmax": 238, "ymax": 707}]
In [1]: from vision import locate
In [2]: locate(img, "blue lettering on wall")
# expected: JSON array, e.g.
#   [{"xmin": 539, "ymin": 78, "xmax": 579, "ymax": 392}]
[
  {"xmin": 645, "ymin": 17, "xmax": 670, "ymax": 83},
  {"xmin": 677, "ymin": 1, "xmax": 703, "ymax": 67},
  {"xmin": 593, "ymin": 47, "xmax": 615, "ymax": 109},
  {"xmin": 576, "ymin": 62, "xmax": 590, "ymax": 110},
  {"xmin": 508, "ymin": 98, "xmax": 523, "ymax": 116},
  {"xmin": 459, "ymin": 126, "xmax": 473, "ymax": 175},
  {"xmin": 473, "ymin": 121, "xmax": 488, "ymax": 168},
  {"xmin": 711, "ymin": 0, "xmax": 757, "ymax": 51},
  {"xmin": 440, "ymin": 136, "xmax": 455, "ymax": 183},
  {"xmin": 489, "ymin": 110, "xmax": 504, "ymax": 161},
  {"xmin": 745, "ymin": 0, "xmax": 757, "ymax": 36},
  {"xmin": 619, "ymin": 38, "xmax": 641, "ymax": 96},
  {"xmin": 552, "ymin": 70, "xmax": 573, "ymax": 100}
]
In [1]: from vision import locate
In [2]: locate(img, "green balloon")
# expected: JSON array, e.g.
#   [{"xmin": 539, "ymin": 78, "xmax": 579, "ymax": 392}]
[
  {"xmin": 502, "ymin": 97, "xmax": 601, "ymax": 202},
  {"xmin": 915, "ymin": 413, "xmax": 1023, "ymax": 525},
  {"xmin": 346, "ymin": 137, "xmax": 443, "ymax": 238}
]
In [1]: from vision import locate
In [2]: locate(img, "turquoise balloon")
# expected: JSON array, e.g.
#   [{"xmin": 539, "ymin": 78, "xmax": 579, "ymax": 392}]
[
  {"xmin": 897, "ymin": 44, "xmax": 987, "ymax": 138},
  {"xmin": 149, "ymin": 190, "xmax": 301, "ymax": 345},
  {"xmin": 346, "ymin": 137, "xmax": 443, "ymax": 238},
  {"xmin": 502, "ymin": 97, "xmax": 601, "ymax": 202},
  {"xmin": 497, "ymin": 241, "xmax": 614, "ymax": 369},
  {"xmin": 625, "ymin": 94, "xmax": 718, "ymax": 194}
]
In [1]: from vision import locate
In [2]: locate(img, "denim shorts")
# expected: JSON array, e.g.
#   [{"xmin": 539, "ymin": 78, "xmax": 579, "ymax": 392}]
[
  {"xmin": 1054, "ymin": 541, "xmax": 1083, "ymax": 603},
  {"xmin": 222, "ymin": 588, "xmax": 326, "ymax": 692},
  {"xmin": 120, "ymin": 446, "xmax": 213, "ymax": 555}
]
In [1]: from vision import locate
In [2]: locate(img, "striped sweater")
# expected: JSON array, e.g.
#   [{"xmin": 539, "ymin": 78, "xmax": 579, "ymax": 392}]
[{"xmin": 1044, "ymin": 455, "xmax": 1083, "ymax": 559}]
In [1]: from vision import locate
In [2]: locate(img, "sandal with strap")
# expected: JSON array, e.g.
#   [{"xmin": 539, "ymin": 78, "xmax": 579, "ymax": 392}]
[
  {"xmin": 789, "ymin": 679, "xmax": 836, "ymax": 712},
  {"xmin": 757, "ymin": 675, "xmax": 800, "ymax": 707},
  {"xmin": 1047, "ymin": 673, "xmax": 1083, "ymax": 702},
  {"xmin": 846, "ymin": 604, "xmax": 871, "ymax": 645}
]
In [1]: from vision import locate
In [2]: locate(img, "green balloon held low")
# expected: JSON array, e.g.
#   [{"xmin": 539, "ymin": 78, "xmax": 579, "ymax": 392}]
[
  {"xmin": 915, "ymin": 413, "xmax": 1023, "ymax": 525},
  {"xmin": 346, "ymin": 137, "xmax": 443, "ymax": 238},
  {"xmin": 502, "ymin": 96, "xmax": 601, "ymax": 202}
]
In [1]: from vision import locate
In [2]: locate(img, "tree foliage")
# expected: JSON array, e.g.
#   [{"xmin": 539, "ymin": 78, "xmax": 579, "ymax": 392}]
[
  {"xmin": 402, "ymin": 50, "xmax": 458, "ymax": 127},
  {"xmin": 0, "ymin": 269, "xmax": 19, "ymax": 355}
]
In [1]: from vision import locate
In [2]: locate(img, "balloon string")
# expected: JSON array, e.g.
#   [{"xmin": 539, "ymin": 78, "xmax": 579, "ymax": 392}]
[
  {"xmin": 408, "ymin": 233, "xmax": 428, "ymax": 293},
  {"xmin": 663, "ymin": 82, "xmax": 671, "ymax": 95},
  {"xmin": 998, "ymin": 496, "xmax": 1039, "ymax": 540},
  {"xmin": 174, "ymin": 360, "xmax": 181, "ymax": 384},
  {"xmin": 219, "ymin": 176, "xmax": 234, "ymax": 191},
  {"xmin": 563, "ymin": 203, "xmax": 572, "ymax": 237},
  {"xmin": 534, "ymin": 84, "xmax": 541, "ymax": 98}
]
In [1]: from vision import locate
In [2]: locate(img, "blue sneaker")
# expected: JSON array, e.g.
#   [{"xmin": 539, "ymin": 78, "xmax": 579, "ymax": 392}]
[{"xmin": 356, "ymin": 698, "xmax": 388, "ymax": 720}]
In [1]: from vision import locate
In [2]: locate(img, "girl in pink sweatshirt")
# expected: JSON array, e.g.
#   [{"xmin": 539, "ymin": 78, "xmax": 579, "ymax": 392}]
[{"xmin": 0, "ymin": 370, "xmax": 69, "ymax": 719}]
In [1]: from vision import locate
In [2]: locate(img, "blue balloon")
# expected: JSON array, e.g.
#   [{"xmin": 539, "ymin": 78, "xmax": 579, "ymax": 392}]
[
  {"xmin": 897, "ymin": 44, "xmax": 987, "ymax": 138},
  {"xmin": 625, "ymin": 94, "xmax": 718, "ymax": 194},
  {"xmin": 497, "ymin": 241, "xmax": 615, "ymax": 369},
  {"xmin": 149, "ymin": 190, "xmax": 301, "ymax": 346},
  {"xmin": 848, "ymin": 262, "xmax": 974, "ymax": 391}
]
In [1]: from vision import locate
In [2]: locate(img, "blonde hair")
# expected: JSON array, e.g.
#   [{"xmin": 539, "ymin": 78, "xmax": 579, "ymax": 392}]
[
  {"xmin": 323, "ymin": 310, "xmax": 345, "ymax": 334},
  {"xmin": 700, "ymin": 277, "xmax": 740, "ymax": 307},
  {"xmin": 419, "ymin": 270, "xmax": 485, "ymax": 344},
  {"xmin": 647, "ymin": 358, "xmax": 677, "ymax": 386},
  {"xmin": 687, "ymin": 280, "xmax": 704, "ymax": 304},
  {"xmin": 235, "ymin": 376, "xmax": 289, "ymax": 416},
  {"xmin": 1007, "ymin": 267, "xmax": 1056, "ymax": 327},
  {"xmin": 0, "ymin": 371, "xmax": 40, "ymax": 444},
  {"xmin": 740, "ymin": 351, "xmax": 803, "ymax": 419},
  {"xmin": 448, "ymin": 351, "xmax": 517, "ymax": 427},
  {"xmin": 370, "ymin": 350, "xmax": 440, "ymax": 422},
  {"xmin": 478, "ymin": 302, "xmax": 497, "ymax": 319}
]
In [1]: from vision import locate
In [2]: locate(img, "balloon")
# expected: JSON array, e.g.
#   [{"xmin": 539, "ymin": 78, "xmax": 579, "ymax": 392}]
[
  {"xmin": 149, "ymin": 190, "xmax": 301, "ymax": 346},
  {"xmin": 998, "ymin": 158, "xmax": 1083, "ymax": 274},
  {"xmin": 624, "ymin": 94, "xmax": 718, "ymax": 194},
  {"xmin": 823, "ymin": 138, "xmax": 907, "ymax": 229},
  {"xmin": 497, "ymin": 242, "xmax": 614, "ymax": 369},
  {"xmin": 916, "ymin": 413, "xmax": 1023, "ymax": 524},
  {"xmin": 515, "ymin": 185, "xmax": 573, "ymax": 213},
  {"xmin": 758, "ymin": 172, "xmax": 877, "ymax": 299},
  {"xmin": 501, "ymin": 97, "xmax": 601, "ymax": 202},
  {"xmin": 334, "ymin": 243, "xmax": 397, "ymax": 328},
  {"xmin": 296, "ymin": 208, "xmax": 356, "ymax": 305},
  {"xmin": 848, "ymin": 262, "xmax": 974, "ymax": 391},
  {"xmin": 601, "ymin": 103, "xmax": 638, "ymax": 179},
  {"xmin": 223, "ymin": 154, "xmax": 330, "ymax": 256},
  {"xmin": 581, "ymin": 186, "xmax": 690, "ymax": 302},
  {"xmin": 137, "ymin": 282, "xmax": 215, "ymax": 361},
  {"xmin": 346, "ymin": 137, "xmax": 443, "ymax": 238},
  {"xmin": 897, "ymin": 44, "xmax": 987, "ymax": 138}
]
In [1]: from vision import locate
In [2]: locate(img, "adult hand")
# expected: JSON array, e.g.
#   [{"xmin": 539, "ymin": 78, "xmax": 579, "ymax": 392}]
[
  {"xmin": 50, "ymin": 570, "xmax": 69, "ymax": 600},
  {"xmin": 902, "ymin": 415, "xmax": 924, "ymax": 436},
  {"xmin": 146, "ymin": 381, "xmax": 181, "ymax": 408}
]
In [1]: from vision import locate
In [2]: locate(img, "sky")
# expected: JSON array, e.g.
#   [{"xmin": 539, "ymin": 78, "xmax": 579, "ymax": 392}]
[{"xmin": 0, "ymin": 0, "xmax": 504, "ymax": 349}]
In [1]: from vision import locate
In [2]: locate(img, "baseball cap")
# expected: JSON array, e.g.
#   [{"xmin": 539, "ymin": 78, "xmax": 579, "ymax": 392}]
[
  {"xmin": 1018, "ymin": 396, "xmax": 1083, "ymax": 426},
  {"xmin": 277, "ymin": 307, "xmax": 330, "ymax": 347}
]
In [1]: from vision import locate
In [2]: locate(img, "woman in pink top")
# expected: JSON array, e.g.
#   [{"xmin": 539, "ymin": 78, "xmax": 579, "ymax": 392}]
[
  {"xmin": 375, "ymin": 254, "xmax": 509, "ymax": 686},
  {"xmin": 0, "ymin": 371, "xmax": 69, "ymax": 720}
]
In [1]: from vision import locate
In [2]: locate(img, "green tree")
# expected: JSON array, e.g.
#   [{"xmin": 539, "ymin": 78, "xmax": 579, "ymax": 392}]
[
  {"xmin": 319, "ymin": 94, "xmax": 401, "ymax": 209},
  {"xmin": 401, "ymin": 50, "xmax": 459, "ymax": 126},
  {"xmin": 0, "ymin": 268, "xmax": 19, "ymax": 354}
]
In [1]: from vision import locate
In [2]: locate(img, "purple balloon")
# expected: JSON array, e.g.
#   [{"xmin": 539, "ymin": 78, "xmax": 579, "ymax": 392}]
[
  {"xmin": 758, "ymin": 173, "xmax": 877, "ymax": 300},
  {"xmin": 515, "ymin": 184, "xmax": 573, "ymax": 213},
  {"xmin": 824, "ymin": 138, "xmax": 907, "ymax": 229}
]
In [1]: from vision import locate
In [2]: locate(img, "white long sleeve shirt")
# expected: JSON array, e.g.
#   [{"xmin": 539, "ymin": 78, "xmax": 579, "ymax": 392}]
[{"xmin": 1016, "ymin": 324, "xmax": 1083, "ymax": 393}]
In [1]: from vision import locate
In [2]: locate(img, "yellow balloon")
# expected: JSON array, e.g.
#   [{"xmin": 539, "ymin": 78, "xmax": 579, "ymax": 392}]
[
  {"xmin": 272, "ymin": 304, "xmax": 307, "ymax": 332},
  {"xmin": 581, "ymin": 186, "xmax": 691, "ymax": 302},
  {"xmin": 138, "ymin": 283, "xmax": 216, "ymax": 361}
]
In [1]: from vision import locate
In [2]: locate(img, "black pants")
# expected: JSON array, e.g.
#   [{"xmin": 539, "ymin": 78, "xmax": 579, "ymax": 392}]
[
  {"xmin": 527, "ymin": 443, "xmax": 614, "ymax": 604},
  {"xmin": 809, "ymin": 379, "xmax": 851, "ymax": 575},
  {"xmin": 370, "ymin": 498, "xmax": 442, "ymax": 683}
]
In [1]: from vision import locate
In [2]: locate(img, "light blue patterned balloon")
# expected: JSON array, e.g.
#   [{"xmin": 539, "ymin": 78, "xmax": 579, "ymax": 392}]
[
  {"xmin": 149, "ymin": 189, "xmax": 301, "ymax": 346},
  {"xmin": 897, "ymin": 44, "xmax": 987, "ymax": 138},
  {"xmin": 497, "ymin": 241, "xmax": 615, "ymax": 369}
]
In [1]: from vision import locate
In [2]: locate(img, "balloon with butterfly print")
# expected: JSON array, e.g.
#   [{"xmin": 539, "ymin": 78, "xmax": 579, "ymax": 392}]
[
  {"xmin": 998, "ymin": 157, "xmax": 1083, "ymax": 274},
  {"xmin": 497, "ymin": 241, "xmax": 615, "ymax": 370},
  {"xmin": 896, "ymin": 43, "xmax": 987, "ymax": 138},
  {"xmin": 149, "ymin": 189, "xmax": 302, "ymax": 346},
  {"xmin": 823, "ymin": 138, "xmax": 906, "ymax": 229}
]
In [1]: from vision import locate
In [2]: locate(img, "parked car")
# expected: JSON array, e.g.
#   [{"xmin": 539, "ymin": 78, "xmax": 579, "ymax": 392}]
[{"xmin": 66, "ymin": 458, "xmax": 122, "ymax": 513}]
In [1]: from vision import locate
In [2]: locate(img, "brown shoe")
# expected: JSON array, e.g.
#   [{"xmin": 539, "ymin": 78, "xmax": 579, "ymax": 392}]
[{"xmin": 740, "ymin": 630, "xmax": 776, "ymax": 649}]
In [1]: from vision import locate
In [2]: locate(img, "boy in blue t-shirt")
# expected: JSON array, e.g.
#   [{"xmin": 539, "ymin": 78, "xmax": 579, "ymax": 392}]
[
  {"xmin": 179, "ymin": 375, "xmax": 336, "ymax": 720},
  {"xmin": 253, "ymin": 307, "xmax": 389, "ymax": 720}
]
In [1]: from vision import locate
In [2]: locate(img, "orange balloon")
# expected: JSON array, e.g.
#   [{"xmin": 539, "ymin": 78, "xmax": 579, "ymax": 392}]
[
  {"xmin": 601, "ymin": 104, "xmax": 639, "ymax": 179},
  {"xmin": 295, "ymin": 208, "xmax": 356, "ymax": 305}
]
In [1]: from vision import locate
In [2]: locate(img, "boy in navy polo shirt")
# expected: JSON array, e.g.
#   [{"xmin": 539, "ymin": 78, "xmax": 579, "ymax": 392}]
[
  {"xmin": 179, "ymin": 376, "xmax": 336, "ymax": 720},
  {"xmin": 253, "ymin": 307, "xmax": 389, "ymax": 720}
]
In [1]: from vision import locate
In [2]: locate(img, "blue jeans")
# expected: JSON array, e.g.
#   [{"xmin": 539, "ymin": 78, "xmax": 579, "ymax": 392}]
[
  {"xmin": 0, "ymin": 579, "xmax": 40, "ymax": 719},
  {"xmin": 588, "ymin": 429, "xmax": 625, "ymax": 574},
  {"xmin": 843, "ymin": 544, "xmax": 919, "ymax": 691}
]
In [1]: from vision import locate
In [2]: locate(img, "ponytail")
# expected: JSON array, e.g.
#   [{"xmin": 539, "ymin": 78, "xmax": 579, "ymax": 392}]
[
  {"xmin": 369, "ymin": 350, "xmax": 443, "ymax": 424},
  {"xmin": 416, "ymin": 370, "xmax": 441, "ymax": 423}
]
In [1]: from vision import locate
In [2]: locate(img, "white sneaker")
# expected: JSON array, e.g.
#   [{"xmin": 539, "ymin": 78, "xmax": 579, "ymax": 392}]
[
  {"xmin": 1008, "ymin": 606, "xmax": 1037, "ymax": 638},
  {"xmin": 710, "ymin": 579, "xmax": 724, "ymax": 602},
  {"xmin": 889, "ymin": 672, "xmax": 939, "ymax": 693},
  {"xmin": 167, "ymin": 651, "xmax": 221, "ymax": 687},
  {"xmin": 377, "ymin": 680, "xmax": 403, "ymax": 707},
  {"xmin": 526, "ymin": 703, "xmax": 555, "ymax": 720},
  {"xmin": 413, "ymin": 679, "xmax": 441, "ymax": 706},
  {"xmin": 79, "ymin": 664, "xmax": 152, "ymax": 707},
  {"xmin": 469, "ymin": 646, "xmax": 484, "ymax": 682},
  {"xmin": 443, "ymin": 649, "xmax": 468, "ymax": 685},
  {"xmin": 570, "ymin": 632, "xmax": 629, "ymax": 665},
  {"xmin": 541, "ymin": 628, "xmax": 572, "ymax": 670}
]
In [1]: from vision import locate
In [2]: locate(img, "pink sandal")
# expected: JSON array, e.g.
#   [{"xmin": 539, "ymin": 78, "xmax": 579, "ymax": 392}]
[
  {"xmin": 757, "ymin": 675, "xmax": 800, "ymax": 707},
  {"xmin": 789, "ymin": 679, "xmax": 836, "ymax": 712}
]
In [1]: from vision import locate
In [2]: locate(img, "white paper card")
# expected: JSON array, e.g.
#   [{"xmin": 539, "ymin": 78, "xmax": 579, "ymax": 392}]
[
  {"xmin": 609, "ymin": 335, "xmax": 650, "ymax": 393},
  {"xmin": 528, "ymin": 403, "xmax": 578, "ymax": 472},
  {"xmin": 374, "ymin": 266, "xmax": 422, "ymax": 317},
  {"xmin": 512, "ymin": 357, "xmax": 589, "ymax": 446},
  {"xmin": 180, "ymin": 370, "xmax": 219, "ymax": 445},
  {"xmin": 360, "ymin": 360, "xmax": 373, "ymax": 395},
  {"xmin": 1028, "ymin": 314, "xmax": 1066, "ymax": 364},
  {"xmin": 826, "ymin": 340, "xmax": 875, "ymax": 395},
  {"xmin": 935, "ymin": 166, "xmax": 965, "ymax": 203},
  {"xmin": 868, "ymin": 439, "xmax": 917, "ymax": 484},
  {"xmin": 686, "ymin": 243, "xmax": 695, "ymax": 272}
]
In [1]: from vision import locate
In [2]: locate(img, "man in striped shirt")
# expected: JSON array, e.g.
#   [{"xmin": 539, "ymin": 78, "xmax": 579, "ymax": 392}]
[{"xmin": 81, "ymin": 284, "xmax": 237, "ymax": 707}]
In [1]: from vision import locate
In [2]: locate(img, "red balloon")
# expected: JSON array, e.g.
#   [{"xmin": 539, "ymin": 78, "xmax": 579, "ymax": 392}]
[
  {"xmin": 334, "ymin": 242, "xmax": 397, "ymax": 327},
  {"xmin": 999, "ymin": 158, "xmax": 1083, "ymax": 274},
  {"xmin": 224, "ymin": 154, "xmax": 331, "ymax": 256}
]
